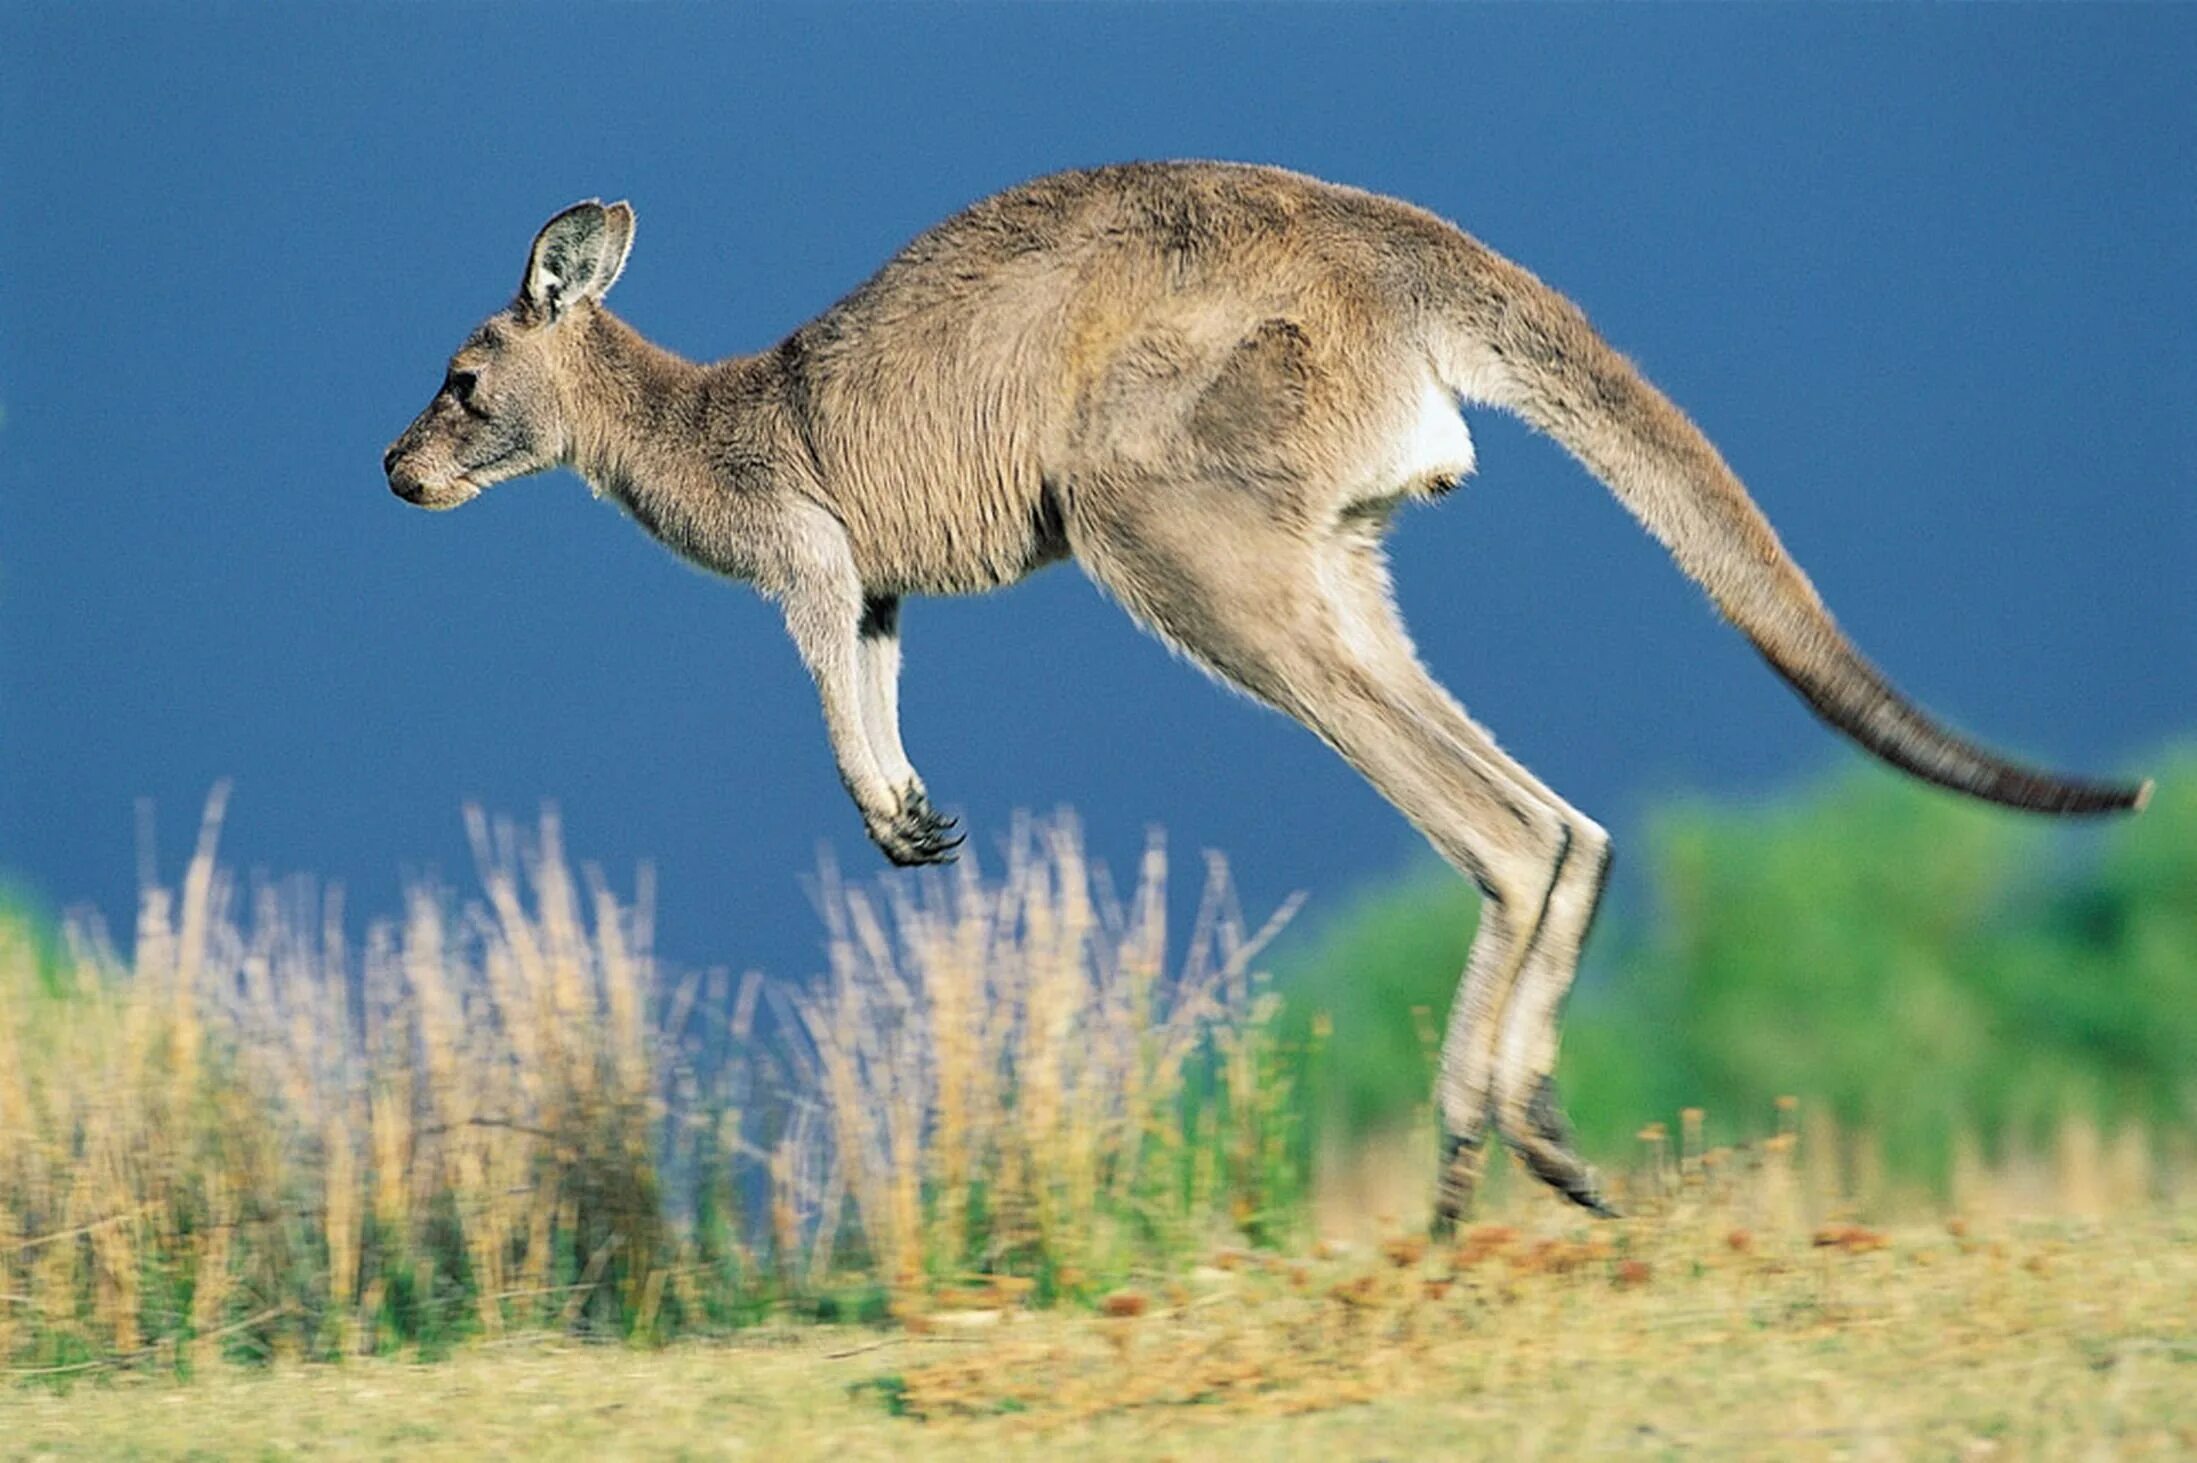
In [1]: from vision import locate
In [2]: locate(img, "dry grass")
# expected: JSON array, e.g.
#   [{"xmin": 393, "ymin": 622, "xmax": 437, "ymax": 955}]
[
  {"xmin": 3, "ymin": 1198, "xmax": 2191, "ymax": 1458},
  {"xmin": 791, "ymin": 821, "xmax": 1304, "ymax": 1296},
  {"xmin": 6, "ymin": 790, "xmax": 2194, "ymax": 1455},
  {"xmin": 0, "ymin": 789, "xmax": 684, "ymax": 1366},
  {"xmin": 874, "ymin": 1128, "xmax": 2197, "ymax": 1436},
  {"xmin": 0, "ymin": 794, "xmax": 1303, "ymax": 1371},
  {"xmin": 874, "ymin": 1216, "xmax": 2197, "ymax": 1454},
  {"xmin": 1313, "ymin": 1093, "xmax": 2193, "ymax": 1251}
]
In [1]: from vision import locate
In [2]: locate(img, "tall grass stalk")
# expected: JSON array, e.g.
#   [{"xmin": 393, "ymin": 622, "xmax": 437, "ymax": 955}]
[
  {"xmin": 786, "ymin": 818, "xmax": 1306, "ymax": 1298},
  {"xmin": 0, "ymin": 790, "xmax": 688, "ymax": 1366},
  {"xmin": 0, "ymin": 796, "xmax": 1307, "ymax": 1372}
]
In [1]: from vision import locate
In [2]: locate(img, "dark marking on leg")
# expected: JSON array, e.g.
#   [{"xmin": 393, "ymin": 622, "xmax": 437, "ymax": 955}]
[
  {"xmin": 1516, "ymin": 1073, "xmax": 1619, "ymax": 1219},
  {"xmin": 858, "ymin": 595, "xmax": 899, "ymax": 641},
  {"xmin": 1524, "ymin": 1073, "xmax": 1574, "ymax": 1148},
  {"xmin": 1432, "ymin": 1129, "xmax": 1488, "ymax": 1240},
  {"xmin": 1504, "ymin": 834, "xmax": 1616, "ymax": 1211},
  {"xmin": 1570, "ymin": 838, "xmax": 1616, "ymax": 957},
  {"xmin": 1509, "ymin": 823, "xmax": 1573, "ymax": 972}
]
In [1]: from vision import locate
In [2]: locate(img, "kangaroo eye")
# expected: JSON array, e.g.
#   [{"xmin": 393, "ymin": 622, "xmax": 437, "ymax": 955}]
[{"xmin": 446, "ymin": 369, "xmax": 479, "ymax": 402}]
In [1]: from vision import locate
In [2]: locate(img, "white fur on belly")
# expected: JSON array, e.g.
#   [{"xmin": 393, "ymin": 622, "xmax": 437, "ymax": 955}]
[{"xmin": 1379, "ymin": 378, "xmax": 1476, "ymax": 491}]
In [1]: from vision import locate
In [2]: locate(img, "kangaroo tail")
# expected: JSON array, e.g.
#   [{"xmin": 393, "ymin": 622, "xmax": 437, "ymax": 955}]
[{"xmin": 1435, "ymin": 243, "xmax": 2148, "ymax": 817}]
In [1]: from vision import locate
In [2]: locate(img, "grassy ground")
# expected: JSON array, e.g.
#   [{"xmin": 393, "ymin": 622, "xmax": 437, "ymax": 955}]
[
  {"xmin": 9, "ymin": 1206, "xmax": 2194, "ymax": 1460},
  {"xmin": 8, "ymin": 792, "xmax": 2194, "ymax": 1456}
]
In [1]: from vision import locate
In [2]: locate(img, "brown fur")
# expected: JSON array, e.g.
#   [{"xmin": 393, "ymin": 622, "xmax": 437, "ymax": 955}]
[{"xmin": 387, "ymin": 162, "xmax": 2149, "ymax": 1225}]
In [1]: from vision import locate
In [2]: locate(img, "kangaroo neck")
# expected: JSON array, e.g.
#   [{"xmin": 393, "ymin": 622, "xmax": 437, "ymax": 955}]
[{"xmin": 562, "ymin": 309, "xmax": 715, "ymax": 519}]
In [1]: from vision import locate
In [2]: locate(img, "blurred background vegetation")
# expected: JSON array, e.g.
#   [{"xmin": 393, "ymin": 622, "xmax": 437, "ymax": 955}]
[{"xmin": 1280, "ymin": 742, "xmax": 2196, "ymax": 1191}]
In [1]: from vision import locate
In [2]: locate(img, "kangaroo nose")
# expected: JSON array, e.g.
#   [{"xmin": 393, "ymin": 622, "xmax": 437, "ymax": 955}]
[{"xmin": 384, "ymin": 444, "xmax": 427, "ymax": 503}]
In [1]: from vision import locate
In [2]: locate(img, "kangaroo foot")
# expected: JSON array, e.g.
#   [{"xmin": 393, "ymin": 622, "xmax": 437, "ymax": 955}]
[
  {"xmin": 1503, "ymin": 1075, "xmax": 1619, "ymax": 1219},
  {"xmin": 1430, "ymin": 1130, "xmax": 1489, "ymax": 1239}
]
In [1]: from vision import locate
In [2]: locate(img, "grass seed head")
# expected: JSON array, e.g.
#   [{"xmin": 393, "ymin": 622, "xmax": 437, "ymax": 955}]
[{"xmin": 1100, "ymin": 1290, "xmax": 1148, "ymax": 1318}]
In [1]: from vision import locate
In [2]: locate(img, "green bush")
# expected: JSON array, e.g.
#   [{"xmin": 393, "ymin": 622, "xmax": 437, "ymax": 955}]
[{"xmin": 1281, "ymin": 745, "xmax": 2197, "ymax": 1189}]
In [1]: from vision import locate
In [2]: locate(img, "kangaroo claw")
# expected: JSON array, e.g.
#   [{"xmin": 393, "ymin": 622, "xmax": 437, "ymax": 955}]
[{"xmin": 869, "ymin": 790, "xmax": 964, "ymax": 867}]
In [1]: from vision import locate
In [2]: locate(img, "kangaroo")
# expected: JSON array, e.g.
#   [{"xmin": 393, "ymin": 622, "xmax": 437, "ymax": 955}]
[{"xmin": 385, "ymin": 162, "xmax": 2150, "ymax": 1228}]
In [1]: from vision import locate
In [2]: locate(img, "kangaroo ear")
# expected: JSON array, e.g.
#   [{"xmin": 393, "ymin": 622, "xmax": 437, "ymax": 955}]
[{"xmin": 521, "ymin": 200, "xmax": 636, "ymax": 321}]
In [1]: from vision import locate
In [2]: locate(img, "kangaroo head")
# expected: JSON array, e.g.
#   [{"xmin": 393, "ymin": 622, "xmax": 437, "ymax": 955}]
[{"xmin": 384, "ymin": 200, "xmax": 636, "ymax": 510}]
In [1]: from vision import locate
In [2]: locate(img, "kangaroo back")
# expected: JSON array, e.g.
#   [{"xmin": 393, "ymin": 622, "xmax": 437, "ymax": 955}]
[{"xmin": 1433, "ymin": 245, "xmax": 2147, "ymax": 816}]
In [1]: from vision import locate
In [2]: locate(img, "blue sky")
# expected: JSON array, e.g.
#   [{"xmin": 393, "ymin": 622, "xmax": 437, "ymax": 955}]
[{"xmin": 2, "ymin": 6, "xmax": 2191, "ymax": 982}]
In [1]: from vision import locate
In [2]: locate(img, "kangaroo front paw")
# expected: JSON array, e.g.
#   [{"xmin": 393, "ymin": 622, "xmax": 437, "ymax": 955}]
[{"xmin": 866, "ymin": 790, "xmax": 965, "ymax": 867}]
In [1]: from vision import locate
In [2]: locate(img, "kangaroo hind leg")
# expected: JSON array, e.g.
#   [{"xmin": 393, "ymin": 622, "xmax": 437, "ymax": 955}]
[
  {"xmin": 1487, "ymin": 810, "xmax": 1613, "ymax": 1214},
  {"xmin": 1311, "ymin": 543, "xmax": 1616, "ymax": 1227},
  {"xmin": 1070, "ymin": 492, "xmax": 1611, "ymax": 1226}
]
